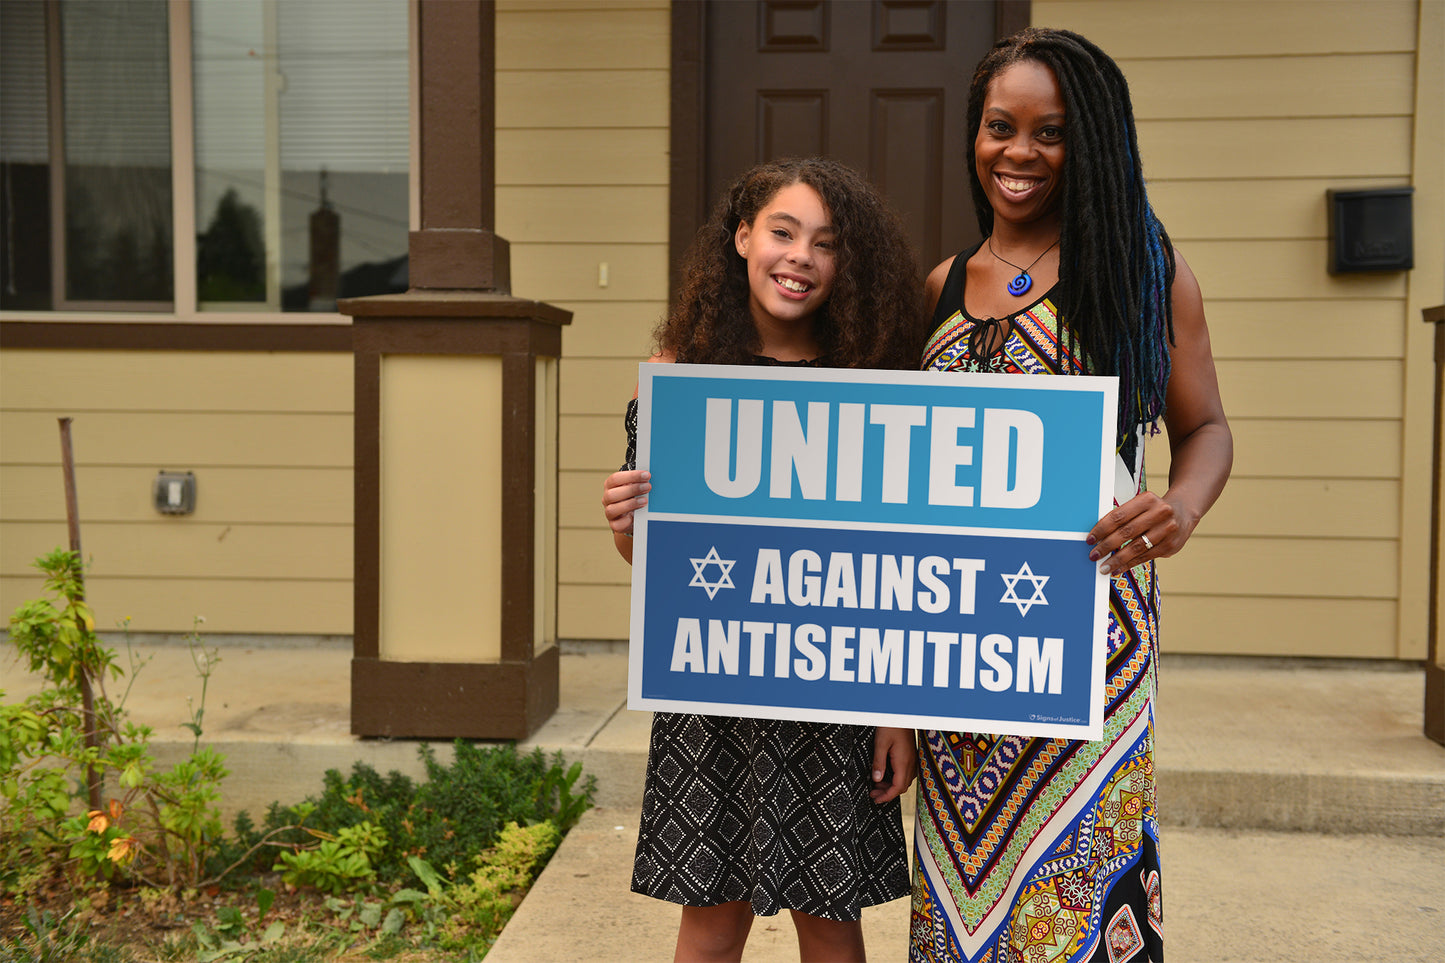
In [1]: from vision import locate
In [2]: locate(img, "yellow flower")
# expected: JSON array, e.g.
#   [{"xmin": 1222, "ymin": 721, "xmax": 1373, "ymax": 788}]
[
  {"xmin": 88, "ymin": 799, "xmax": 124, "ymax": 834},
  {"xmin": 107, "ymin": 836, "xmax": 138, "ymax": 864}
]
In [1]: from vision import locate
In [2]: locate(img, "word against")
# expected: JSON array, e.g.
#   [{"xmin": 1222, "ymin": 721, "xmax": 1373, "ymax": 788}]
[
  {"xmin": 668, "ymin": 619, "xmax": 1064, "ymax": 695},
  {"xmin": 703, "ymin": 399, "xmax": 1043, "ymax": 508},
  {"xmin": 749, "ymin": 548, "xmax": 988, "ymax": 615}
]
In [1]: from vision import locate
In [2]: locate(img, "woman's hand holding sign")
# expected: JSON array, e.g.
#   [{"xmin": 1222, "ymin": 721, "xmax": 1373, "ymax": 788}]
[
  {"xmin": 1088, "ymin": 254, "xmax": 1231, "ymax": 577},
  {"xmin": 1086, "ymin": 490, "xmax": 1184, "ymax": 576}
]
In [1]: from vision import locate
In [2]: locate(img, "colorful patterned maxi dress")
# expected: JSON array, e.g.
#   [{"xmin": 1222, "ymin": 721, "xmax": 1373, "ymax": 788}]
[{"xmin": 912, "ymin": 253, "xmax": 1163, "ymax": 963}]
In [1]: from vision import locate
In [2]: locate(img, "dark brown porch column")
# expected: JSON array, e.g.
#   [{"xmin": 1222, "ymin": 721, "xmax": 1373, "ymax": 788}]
[{"xmin": 340, "ymin": 0, "xmax": 569, "ymax": 740}]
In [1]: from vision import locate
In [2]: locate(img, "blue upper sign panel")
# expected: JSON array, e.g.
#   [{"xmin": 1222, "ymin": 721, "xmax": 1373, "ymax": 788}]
[{"xmin": 642, "ymin": 365, "xmax": 1113, "ymax": 535}]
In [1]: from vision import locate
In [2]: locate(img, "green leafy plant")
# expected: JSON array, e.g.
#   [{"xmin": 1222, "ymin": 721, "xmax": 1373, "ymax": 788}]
[
  {"xmin": 274, "ymin": 820, "xmax": 388, "ymax": 895},
  {"xmin": 185, "ymin": 889, "xmax": 288, "ymax": 963},
  {"xmin": 537, "ymin": 758, "xmax": 593, "ymax": 833},
  {"xmin": 2, "ymin": 550, "xmax": 259, "ymax": 893},
  {"xmin": 3, "ymin": 550, "xmax": 596, "ymax": 960},
  {"xmin": 5, "ymin": 548, "xmax": 116, "ymax": 814}
]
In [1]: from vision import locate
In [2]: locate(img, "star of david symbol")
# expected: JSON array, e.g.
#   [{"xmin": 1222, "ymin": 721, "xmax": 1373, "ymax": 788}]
[
  {"xmin": 1000, "ymin": 562, "xmax": 1049, "ymax": 616},
  {"xmin": 688, "ymin": 546, "xmax": 736, "ymax": 600}
]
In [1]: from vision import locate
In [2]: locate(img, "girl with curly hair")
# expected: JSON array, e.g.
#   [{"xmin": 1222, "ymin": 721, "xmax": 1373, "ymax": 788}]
[{"xmin": 602, "ymin": 157, "xmax": 925, "ymax": 962}]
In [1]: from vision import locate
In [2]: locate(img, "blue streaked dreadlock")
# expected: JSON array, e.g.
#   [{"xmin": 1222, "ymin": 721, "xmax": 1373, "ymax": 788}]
[{"xmin": 966, "ymin": 27, "xmax": 1176, "ymax": 452}]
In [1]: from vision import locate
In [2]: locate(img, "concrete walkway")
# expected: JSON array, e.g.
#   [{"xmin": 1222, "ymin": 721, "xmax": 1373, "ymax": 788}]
[
  {"xmin": 4, "ymin": 641, "xmax": 1443, "ymax": 961},
  {"xmin": 488, "ymin": 807, "xmax": 1445, "ymax": 962}
]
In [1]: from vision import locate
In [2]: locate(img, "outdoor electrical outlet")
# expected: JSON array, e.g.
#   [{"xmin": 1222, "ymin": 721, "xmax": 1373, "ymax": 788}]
[{"xmin": 153, "ymin": 470, "xmax": 196, "ymax": 515}]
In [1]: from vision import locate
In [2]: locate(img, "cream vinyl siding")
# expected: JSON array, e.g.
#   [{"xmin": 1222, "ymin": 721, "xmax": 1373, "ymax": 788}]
[
  {"xmin": 0, "ymin": 350, "xmax": 353, "ymax": 635},
  {"xmin": 495, "ymin": 0, "xmax": 669, "ymax": 640},
  {"xmin": 1036, "ymin": 0, "xmax": 1441, "ymax": 658}
]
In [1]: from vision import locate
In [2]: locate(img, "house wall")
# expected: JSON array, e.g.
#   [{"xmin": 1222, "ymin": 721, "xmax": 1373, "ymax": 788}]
[
  {"xmin": 494, "ymin": 0, "xmax": 671, "ymax": 640},
  {"xmin": 0, "ymin": 348, "xmax": 354, "ymax": 635},
  {"xmin": 1034, "ymin": 0, "xmax": 1443, "ymax": 658}
]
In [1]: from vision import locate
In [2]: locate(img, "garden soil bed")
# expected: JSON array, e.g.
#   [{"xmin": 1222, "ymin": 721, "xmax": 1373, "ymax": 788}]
[{"xmin": 0, "ymin": 873, "xmax": 460, "ymax": 961}]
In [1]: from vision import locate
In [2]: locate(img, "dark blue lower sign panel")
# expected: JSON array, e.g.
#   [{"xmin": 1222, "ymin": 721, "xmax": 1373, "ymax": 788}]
[{"xmin": 636, "ymin": 519, "xmax": 1104, "ymax": 737}]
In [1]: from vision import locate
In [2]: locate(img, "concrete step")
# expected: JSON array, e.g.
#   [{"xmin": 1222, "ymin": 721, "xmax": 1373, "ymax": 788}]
[
  {"xmin": 517, "ymin": 649, "xmax": 1445, "ymax": 837},
  {"xmin": 4, "ymin": 643, "xmax": 1442, "ymax": 836}
]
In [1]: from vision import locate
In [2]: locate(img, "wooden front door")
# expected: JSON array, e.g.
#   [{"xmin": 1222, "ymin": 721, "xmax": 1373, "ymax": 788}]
[{"xmin": 671, "ymin": 0, "xmax": 1026, "ymax": 289}]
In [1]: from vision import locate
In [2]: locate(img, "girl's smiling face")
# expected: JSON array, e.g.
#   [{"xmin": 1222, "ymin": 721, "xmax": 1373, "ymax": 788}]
[
  {"xmin": 734, "ymin": 182, "xmax": 837, "ymax": 331},
  {"xmin": 976, "ymin": 59, "xmax": 1066, "ymax": 231}
]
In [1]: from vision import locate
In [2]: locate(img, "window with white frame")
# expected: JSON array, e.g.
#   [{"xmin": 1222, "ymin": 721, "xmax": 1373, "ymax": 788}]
[{"xmin": 0, "ymin": 0, "xmax": 410, "ymax": 315}]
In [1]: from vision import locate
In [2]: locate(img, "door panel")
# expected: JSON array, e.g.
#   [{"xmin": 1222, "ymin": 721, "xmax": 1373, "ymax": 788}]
[
  {"xmin": 703, "ymin": 0, "xmax": 996, "ymax": 271},
  {"xmin": 758, "ymin": 91, "xmax": 828, "ymax": 158}
]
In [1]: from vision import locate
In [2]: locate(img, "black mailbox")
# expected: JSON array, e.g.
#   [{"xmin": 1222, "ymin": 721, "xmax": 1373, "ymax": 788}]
[{"xmin": 1327, "ymin": 187, "xmax": 1414, "ymax": 274}]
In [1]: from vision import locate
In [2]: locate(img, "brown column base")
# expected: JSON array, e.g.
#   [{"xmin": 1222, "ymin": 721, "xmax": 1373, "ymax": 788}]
[{"xmin": 350, "ymin": 645, "xmax": 560, "ymax": 741}]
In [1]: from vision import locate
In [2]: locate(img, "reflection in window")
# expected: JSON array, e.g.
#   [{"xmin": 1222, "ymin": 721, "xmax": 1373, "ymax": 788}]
[
  {"xmin": 0, "ymin": 0, "xmax": 51, "ymax": 309},
  {"xmin": 1, "ymin": 0, "xmax": 173, "ymax": 309},
  {"xmin": 193, "ymin": 0, "xmax": 409, "ymax": 312},
  {"xmin": 65, "ymin": 0, "xmax": 173, "ymax": 304},
  {"xmin": 0, "ymin": 0, "xmax": 409, "ymax": 314}
]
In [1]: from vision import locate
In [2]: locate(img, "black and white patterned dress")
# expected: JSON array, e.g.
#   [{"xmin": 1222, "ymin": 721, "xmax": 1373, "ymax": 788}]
[{"xmin": 623, "ymin": 357, "xmax": 911, "ymax": 921}]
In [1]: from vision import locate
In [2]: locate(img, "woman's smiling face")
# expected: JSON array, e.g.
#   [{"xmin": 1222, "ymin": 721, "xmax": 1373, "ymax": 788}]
[
  {"xmin": 734, "ymin": 181, "xmax": 837, "ymax": 331},
  {"xmin": 975, "ymin": 59, "xmax": 1066, "ymax": 231}
]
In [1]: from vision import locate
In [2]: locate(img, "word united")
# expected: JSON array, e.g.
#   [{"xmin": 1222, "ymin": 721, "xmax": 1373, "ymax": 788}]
[{"xmin": 702, "ymin": 398, "xmax": 1044, "ymax": 508}]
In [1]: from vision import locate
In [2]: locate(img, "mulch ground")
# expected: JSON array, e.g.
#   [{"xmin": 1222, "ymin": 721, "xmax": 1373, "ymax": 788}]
[{"xmin": 0, "ymin": 871, "xmax": 450, "ymax": 962}]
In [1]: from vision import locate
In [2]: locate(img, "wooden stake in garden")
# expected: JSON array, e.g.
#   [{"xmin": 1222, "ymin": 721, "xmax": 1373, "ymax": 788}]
[{"xmin": 59, "ymin": 416, "xmax": 103, "ymax": 812}]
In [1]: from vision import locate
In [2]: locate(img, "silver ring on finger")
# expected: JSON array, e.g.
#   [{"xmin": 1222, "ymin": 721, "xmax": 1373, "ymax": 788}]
[{"xmin": 1140, "ymin": 533, "xmax": 1153, "ymax": 550}]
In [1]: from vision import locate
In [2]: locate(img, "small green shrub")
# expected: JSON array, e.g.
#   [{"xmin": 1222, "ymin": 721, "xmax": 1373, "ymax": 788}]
[
  {"xmin": 403, "ymin": 821, "xmax": 561, "ymax": 954},
  {"xmin": 258, "ymin": 741, "xmax": 595, "ymax": 885}
]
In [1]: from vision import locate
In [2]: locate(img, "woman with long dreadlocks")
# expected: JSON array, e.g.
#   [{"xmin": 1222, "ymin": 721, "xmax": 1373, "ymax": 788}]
[{"xmin": 911, "ymin": 28, "xmax": 1232, "ymax": 963}]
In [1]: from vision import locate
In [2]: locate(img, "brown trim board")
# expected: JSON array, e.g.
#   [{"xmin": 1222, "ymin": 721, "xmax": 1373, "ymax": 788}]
[
  {"xmin": 995, "ymin": 0, "xmax": 1030, "ymax": 40},
  {"xmin": 501, "ymin": 349, "xmax": 538, "ymax": 662},
  {"xmin": 1427, "ymin": 305, "xmax": 1445, "ymax": 746},
  {"xmin": 1, "ymin": 321, "xmax": 352, "ymax": 352},
  {"xmin": 354, "ymin": 348, "xmax": 383, "ymax": 661},
  {"xmin": 351, "ymin": 318, "xmax": 563, "ymax": 358},
  {"xmin": 668, "ymin": 0, "xmax": 706, "ymax": 302}
]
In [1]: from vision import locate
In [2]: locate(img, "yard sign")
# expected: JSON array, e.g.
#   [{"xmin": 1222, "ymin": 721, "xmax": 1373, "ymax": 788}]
[{"xmin": 628, "ymin": 364, "xmax": 1118, "ymax": 740}]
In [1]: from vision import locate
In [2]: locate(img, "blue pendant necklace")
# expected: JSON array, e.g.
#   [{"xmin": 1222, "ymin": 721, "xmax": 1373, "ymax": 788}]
[{"xmin": 988, "ymin": 235, "xmax": 1059, "ymax": 296}]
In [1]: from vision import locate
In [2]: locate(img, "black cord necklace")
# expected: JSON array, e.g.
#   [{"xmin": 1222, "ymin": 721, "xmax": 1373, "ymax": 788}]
[{"xmin": 988, "ymin": 235, "xmax": 1060, "ymax": 296}]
